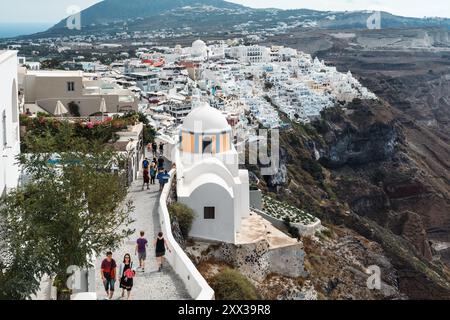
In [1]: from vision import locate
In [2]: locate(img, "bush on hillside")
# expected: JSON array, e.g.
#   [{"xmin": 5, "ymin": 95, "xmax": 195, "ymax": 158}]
[
  {"xmin": 168, "ymin": 203, "xmax": 195, "ymax": 238},
  {"xmin": 211, "ymin": 268, "xmax": 258, "ymax": 300}
]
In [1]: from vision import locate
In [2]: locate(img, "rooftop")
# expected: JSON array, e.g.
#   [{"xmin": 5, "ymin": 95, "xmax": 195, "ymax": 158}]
[
  {"xmin": 236, "ymin": 213, "xmax": 299, "ymax": 249},
  {"xmin": 26, "ymin": 70, "xmax": 84, "ymax": 77},
  {"xmin": 0, "ymin": 50, "xmax": 17, "ymax": 64}
]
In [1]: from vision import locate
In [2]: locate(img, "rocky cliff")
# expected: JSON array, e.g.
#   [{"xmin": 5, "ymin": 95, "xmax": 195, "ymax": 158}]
[{"xmin": 249, "ymin": 97, "xmax": 450, "ymax": 299}]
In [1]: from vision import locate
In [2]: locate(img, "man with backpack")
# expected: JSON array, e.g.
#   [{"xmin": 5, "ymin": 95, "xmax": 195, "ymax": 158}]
[
  {"xmin": 142, "ymin": 158, "xmax": 150, "ymax": 170},
  {"xmin": 157, "ymin": 170, "xmax": 171, "ymax": 192}
]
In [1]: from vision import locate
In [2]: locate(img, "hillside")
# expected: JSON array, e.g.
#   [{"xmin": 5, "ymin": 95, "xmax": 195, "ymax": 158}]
[
  {"xmin": 30, "ymin": 0, "xmax": 450, "ymax": 38},
  {"xmin": 245, "ymin": 99, "xmax": 450, "ymax": 299}
]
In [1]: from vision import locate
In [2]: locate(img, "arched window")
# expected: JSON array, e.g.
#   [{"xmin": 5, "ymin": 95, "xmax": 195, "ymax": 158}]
[{"xmin": 11, "ymin": 79, "xmax": 18, "ymax": 123}]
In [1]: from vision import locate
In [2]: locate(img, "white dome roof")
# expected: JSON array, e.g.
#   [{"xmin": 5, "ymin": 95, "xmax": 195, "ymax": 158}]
[
  {"xmin": 182, "ymin": 102, "xmax": 230, "ymax": 133},
  {"xmin": 192, "ymin": 39, "xmax": 206, "ymax": 48},
  {"xmin": 192, "ymin": 39, "xmax": 208, "ymax": 57}
]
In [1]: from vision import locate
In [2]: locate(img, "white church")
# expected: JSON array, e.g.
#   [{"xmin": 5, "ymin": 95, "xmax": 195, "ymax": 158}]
[{"xmin": 171, "ymin": 101, "xmax": 250, "ymax": 244}]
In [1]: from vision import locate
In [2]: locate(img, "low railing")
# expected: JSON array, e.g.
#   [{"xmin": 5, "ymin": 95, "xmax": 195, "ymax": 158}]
[{"xmin": 158, "ymin": 169, "xmax": 215, "ymax": 300}]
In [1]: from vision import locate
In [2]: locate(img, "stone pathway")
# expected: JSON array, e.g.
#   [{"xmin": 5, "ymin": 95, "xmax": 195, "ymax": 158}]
[{"xmin": 95, "ymin": 165, "xmax": 190, "ymax": 300}]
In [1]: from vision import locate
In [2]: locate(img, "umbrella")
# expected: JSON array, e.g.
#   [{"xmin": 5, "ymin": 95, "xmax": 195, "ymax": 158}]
[
  {"xmin": 100, "ymin": 98, "xmax": 107, "ymax": 121},
  {"xmin": 54, "ymin": 100, "xmax": 68, "ymax": 117}
]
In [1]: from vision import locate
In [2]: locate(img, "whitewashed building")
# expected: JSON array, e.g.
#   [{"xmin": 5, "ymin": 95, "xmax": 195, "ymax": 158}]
[
  {"xmin": 228, "ymin": 45, "xmax": 270, "ymax": 64},
  {"xmin": 0, "ymin": 50, "xmax": 21, "ymax": 197},
  {"xmin": 175, "ymin": 102, "xmax": 250, "ymax": 243},
  {"xmin": 21, "ymin": 69, "xmax": 139, "ymax": 116}
]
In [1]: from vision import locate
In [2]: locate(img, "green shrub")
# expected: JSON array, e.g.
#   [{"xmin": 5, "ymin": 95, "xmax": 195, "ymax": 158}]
[
  {"xmin": 143, "ymin": 125, "xmax": 157, "ymax": 144},
  {"xmin": 68, "ymin": 101, "xmax": 81, "ymax": 117},
  {"xmin": 300, "ymin": 157, "xmax": 324, "ymax": 182},
  {"xmin": 168, "ymin": 203, "xmax": 195, "ymax": 238},
  {"xmin": 211, "ymin": 269, "xmax": 258, "ymax": 300}
]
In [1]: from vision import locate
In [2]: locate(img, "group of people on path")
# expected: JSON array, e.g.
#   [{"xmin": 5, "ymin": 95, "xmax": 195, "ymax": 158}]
[
  {"xmin": 147, "ymin": 142, "xmax": 165, "ymax": 158},
  {"xmin": 100, "ymin": 141, "xmax": 174, "ymax": 300},
  {"xmin": 100, "ymin": 231, "xmax": 171, "ymax": 300},
  {"xmin": 142, "ymin": 156, "xmax": 170, "ymax": 191}
]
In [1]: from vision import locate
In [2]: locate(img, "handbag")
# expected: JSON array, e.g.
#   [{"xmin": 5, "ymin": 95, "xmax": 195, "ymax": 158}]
[{"xmin": 124, "ymin": 262, "xmax": 135, "ymax": 279}]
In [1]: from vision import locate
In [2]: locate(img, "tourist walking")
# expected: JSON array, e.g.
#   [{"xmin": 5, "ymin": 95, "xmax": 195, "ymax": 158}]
[
  {"xmin": 150, "ymin": 163, "xmax": 157, "ymax": 185},
  {"xmin": 154, "ymin": 232, "xmax": 171, "ymax": 272},
  {"xmin": 157, "ymin": 156, "xmax": 165, "ymax": 170},
  {"xmin": 142, "ymin": 168, "xmax": 150, "ymax": 190},
  {"xmin": 119, "ymin": 254, "xmax": 136, "ymax": 300},
  {"xmin": 101, "ymin": 251, "xmax": 117, "ymax": 300},
  {"xmin": 157, "ymin": 170, "xmax": 170, "ymax": 191},
  {"xmin": 142, "ymin": 157, "xmax": 150, "ymax": 170},
  {"xmin": 159, "ymin": 142, "xmax": 165, "ymax": 156},
  {"xmin": 152, "ymin": 142, "xmax": 158, "ymax": 157},
  {"xmin": 135, "ymin": 231, "xmax": 148, "ymax": 272}
]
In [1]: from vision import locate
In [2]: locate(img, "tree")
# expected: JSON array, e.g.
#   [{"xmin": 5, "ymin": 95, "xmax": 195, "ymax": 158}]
[
  {"xmin": 41, "ymin": 58, "xmax": 62, "ymax": 70},
  {"xmin": 125, "ymin": 111, "xmax": 156, "ymax": 144},
  {"xmin": 0, "ymin": 124, "xmax": 135, "ymax": 300},
  {"xmin": 68, "ymin": 101, "xmax": 81, "ymax": 117}
]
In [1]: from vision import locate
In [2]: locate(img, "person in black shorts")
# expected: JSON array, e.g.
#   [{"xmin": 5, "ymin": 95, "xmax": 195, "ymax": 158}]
[{"xmin": 154, "ymin": 232, "xmax": 171, "ymax": 272}]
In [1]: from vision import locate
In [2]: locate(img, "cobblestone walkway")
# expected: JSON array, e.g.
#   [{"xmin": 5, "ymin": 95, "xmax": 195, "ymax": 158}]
[{"xmin": 95, "ymin": 170, "xmax": 190, "ymax": 300}]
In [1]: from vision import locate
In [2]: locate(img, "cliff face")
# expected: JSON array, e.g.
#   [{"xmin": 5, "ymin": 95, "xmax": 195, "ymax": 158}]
[{"xmin": 250, "ymin": 97, "xmax": 450, "ymax": 299}]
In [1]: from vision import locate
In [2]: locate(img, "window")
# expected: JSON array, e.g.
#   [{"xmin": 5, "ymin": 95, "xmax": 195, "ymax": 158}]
[
  {"xmin": 67, "ymin": 81, "xmax": 75, "ymax": 92},
  {"xmin": 12, "ymin": 80, "xmax": 18, "ymax": 123},
  {"xmin": 202, "ymin": 138, "xmax": 212, "ymax": 154},
  {"xmin": 2, "ymin": 110, "xmax": 7, "ymax": 147},
  {"xmin": 204, "ymin": 207, "xmax": 215, "ymax": 220}
]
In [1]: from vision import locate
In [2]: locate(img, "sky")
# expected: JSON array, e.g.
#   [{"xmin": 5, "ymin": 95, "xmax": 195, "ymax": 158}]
[{"xmin": 0, "ymin": 0, "xmax": 449, "ymax": 23}]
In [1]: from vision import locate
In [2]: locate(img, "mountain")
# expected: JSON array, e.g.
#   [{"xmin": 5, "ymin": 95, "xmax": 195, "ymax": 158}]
[
  {"xmin": 30, "ymin": 0, "xmax": 450, "ymax": 38},
  {"xmin": 48, "ymin": 0, "xmax": 247, "ymax": 32}
]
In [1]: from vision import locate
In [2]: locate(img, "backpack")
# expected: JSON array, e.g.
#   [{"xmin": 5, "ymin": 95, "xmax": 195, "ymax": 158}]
[{"xmin": 143, "ymin": 160, "xmax": 149, "ymax": 169}]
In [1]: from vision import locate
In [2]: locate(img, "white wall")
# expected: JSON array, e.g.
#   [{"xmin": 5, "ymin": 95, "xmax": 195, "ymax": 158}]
[
  {"xmin": 159, "ymin": 170, "xmax": 215, "ymax": 300},
  {"xmin": 0, "ymin": 51, "xmax": 21, "ymax": 196},
  {"xmin": 180, "ymin": 182, "xmax": 236, "ymax": 244}
]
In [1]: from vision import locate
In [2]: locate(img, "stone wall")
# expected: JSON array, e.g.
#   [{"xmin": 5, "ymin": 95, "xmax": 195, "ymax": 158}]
[
  {"xmin": 192, "ymin": 240, "xmax": 307, "ymax": 283},
  {"xmin": 252, "ymin": 208, "xmax": 323, "ymax": 237},
  {"xmin": 249, "ymin": 190, "xmax": 262, "ymax": 210}
]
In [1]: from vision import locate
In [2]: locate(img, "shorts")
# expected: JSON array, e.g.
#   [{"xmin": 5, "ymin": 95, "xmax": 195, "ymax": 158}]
[
  {"xmin": 138, "ymin": 251, "xmax": 147, "ymax": 261},
  {"xmin": 156, "ymin": 251, "xmax": 166, "ymax": 258},
  {"xmin": 103, "ymin": 277, "xmax": 115, "ymax": 292}
]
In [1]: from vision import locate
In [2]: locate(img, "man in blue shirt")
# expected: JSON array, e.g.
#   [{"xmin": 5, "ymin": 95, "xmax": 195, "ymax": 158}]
[
  {"xmin": 142, "ymin": 158, "xmax": 150, "ymax": 170},
  {"xmin": 157, "ymin": 170, "xmax": 170, "ymax": 191}
]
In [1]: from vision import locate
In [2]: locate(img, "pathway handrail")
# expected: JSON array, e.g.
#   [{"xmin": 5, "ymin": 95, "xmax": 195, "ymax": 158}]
[{"xmin": 158, "ymin": 169, "xmax": 215, "ymax": 300}]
